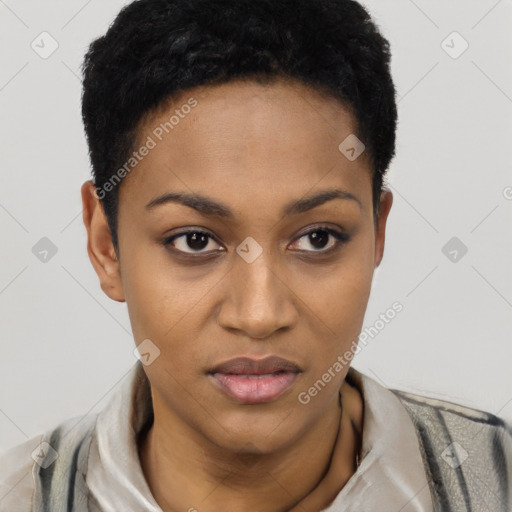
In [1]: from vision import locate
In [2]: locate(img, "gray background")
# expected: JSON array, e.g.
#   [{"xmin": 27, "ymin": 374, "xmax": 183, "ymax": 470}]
[{"xmin": 1, "ymin": 0, "xmax": 511, "ymax": 453}]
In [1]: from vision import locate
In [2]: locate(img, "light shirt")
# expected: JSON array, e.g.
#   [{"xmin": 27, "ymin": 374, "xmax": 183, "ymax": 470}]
[{"xmin": 0, "ymin": 362, "xmax": 434, "ymax": 511}]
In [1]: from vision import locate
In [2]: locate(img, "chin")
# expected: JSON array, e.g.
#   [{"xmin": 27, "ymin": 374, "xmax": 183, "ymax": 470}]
[{"xmin": 203, "ymin": 410, "xmax": 307, "ymax": 454}]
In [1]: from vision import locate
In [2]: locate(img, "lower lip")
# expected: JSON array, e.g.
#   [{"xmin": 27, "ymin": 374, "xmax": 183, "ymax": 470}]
[{"xmin": 210, "ymin": 372, "xmax": 299, "ymax": 404}]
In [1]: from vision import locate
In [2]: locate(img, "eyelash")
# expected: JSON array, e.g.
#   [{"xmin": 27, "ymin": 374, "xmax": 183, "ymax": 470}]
[{"xmin": 162, "ymin": 225, "xmax": 350, "ymax": 259}]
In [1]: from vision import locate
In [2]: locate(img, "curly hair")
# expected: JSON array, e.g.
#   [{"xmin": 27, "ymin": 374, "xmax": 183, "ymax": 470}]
[{"xmin": 81, "ymin": 0, "xmax": 397, "ymax": 256}]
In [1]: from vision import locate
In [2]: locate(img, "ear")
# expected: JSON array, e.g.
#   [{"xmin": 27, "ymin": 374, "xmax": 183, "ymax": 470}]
[
  {"xmin": 81, "ymin": 180, "xmax": 125, "ymax": 302},
  {"xmin": 374, "ymin": 189, "xmax": 393, "ymax": 268}
]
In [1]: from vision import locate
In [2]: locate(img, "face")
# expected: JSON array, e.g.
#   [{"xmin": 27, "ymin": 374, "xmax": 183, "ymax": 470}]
[{"xmin": 82, "ymin": 77, "xmax": 392, "ymax": 455}]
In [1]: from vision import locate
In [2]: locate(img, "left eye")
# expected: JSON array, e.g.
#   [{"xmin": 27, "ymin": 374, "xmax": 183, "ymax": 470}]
[{"xmin": 290, "ymin": 227, "xmax": 348, "ymax": 253}]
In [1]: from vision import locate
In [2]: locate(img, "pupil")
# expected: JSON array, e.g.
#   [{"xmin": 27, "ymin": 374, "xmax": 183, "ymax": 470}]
[
  {"xmin": 187, "ymin": 232, "xmax": 208, "ymax": 250},
  {"xmin": 310, "ymin": 230, "xmax": 328, "ymax": 249}
]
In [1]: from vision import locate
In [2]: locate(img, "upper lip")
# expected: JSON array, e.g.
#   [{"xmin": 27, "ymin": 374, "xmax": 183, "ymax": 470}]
[{"xmin": 209, "ymin": 355, "xmax": 302, "ymax": 375}]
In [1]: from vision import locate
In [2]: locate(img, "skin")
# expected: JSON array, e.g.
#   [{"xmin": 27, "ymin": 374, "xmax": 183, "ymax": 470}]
[{"xmin": 81, "ymin": 76, "xmax": 393, "ymax": 511}]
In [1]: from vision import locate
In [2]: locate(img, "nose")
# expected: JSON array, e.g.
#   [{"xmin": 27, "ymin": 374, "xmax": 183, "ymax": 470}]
[{"xmin": 217, "ymin": 250, "xmax": 298, "ymax": 339}]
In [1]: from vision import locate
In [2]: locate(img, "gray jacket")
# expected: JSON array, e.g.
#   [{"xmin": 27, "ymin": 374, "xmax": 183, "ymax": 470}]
[{"xmin": 27, "ymin": 389, "xmax": 512, "ymax": 512}]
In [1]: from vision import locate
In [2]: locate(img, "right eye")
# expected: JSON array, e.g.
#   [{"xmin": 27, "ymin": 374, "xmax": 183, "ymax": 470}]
[{"xmin": 163, "ymin": 229, "xmax": 226, "ymax": 255}]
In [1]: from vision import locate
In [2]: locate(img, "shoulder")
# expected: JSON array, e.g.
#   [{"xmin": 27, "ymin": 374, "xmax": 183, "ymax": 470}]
[
  {"xmin": 0, "ymin": 434, "xmax": 42, "ymax": 512},
  {"xmin": 391, "ymin": 388, "xmax": 512, "ymax": 453},
  {"xmin": 391, "ymin": 388, "xmax": 512, "ymax": 509},
  {"xmin": 391, "ymin": 388, "xmax": 512, "ymax": 439},
  {"xmin": 0, "ymin": 414, "xmax": 98, "ymax": 512}
]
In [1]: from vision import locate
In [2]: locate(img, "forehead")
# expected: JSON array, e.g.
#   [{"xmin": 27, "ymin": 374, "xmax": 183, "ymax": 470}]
[{"xmin": 118, "ymin": 77, "xmax": 372, "ymax": 215}]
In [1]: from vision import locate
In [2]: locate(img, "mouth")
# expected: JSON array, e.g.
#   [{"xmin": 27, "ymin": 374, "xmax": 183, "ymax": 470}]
[{"xmin": 208, "ymin": 355, "xmax": 302, "ymax": 404}]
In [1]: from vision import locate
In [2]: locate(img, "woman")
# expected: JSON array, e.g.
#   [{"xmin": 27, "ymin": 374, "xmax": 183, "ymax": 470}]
[{"xmin": 1, "ymin": 0, "xmax": 510, "ymax": 510}]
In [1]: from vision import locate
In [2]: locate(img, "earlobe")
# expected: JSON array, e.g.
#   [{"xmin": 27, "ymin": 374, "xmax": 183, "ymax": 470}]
[
  {"xmin": 81, "ymin": 180, "xmax": 126, "ymax": 302},
  {"xmin": 374, "ymin": 189, "xmax": 393, "ymax": 268}
]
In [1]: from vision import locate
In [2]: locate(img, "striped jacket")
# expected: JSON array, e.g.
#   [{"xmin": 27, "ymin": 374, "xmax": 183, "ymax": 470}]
[{"xmin": 1, "ymin": 371, "xmax": 511, "ymax": 511}]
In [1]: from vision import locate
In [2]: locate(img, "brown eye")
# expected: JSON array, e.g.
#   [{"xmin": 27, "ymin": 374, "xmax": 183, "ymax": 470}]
[
  {"xmin": 163, "ymin": 230, "xmax": 224, "ymax": 254},
  {"xmin": 290, "ymin": 227, "xmax": 349, "ymax": 254}
]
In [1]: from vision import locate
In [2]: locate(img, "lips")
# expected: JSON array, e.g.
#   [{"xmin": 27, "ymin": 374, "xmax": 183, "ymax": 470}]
[
  {"xmin": 208, "ymin": 355, "xmax": 302, "ymax": 404},
  {"xmin": 209, "ymin": 355, "xmax": 301, "ymax": 375}
]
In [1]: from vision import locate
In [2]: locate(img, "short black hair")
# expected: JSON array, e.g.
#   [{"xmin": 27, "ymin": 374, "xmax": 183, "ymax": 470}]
[{"xmin": 81, "ymin": 0, "xmax": 397, "ymax": 257}]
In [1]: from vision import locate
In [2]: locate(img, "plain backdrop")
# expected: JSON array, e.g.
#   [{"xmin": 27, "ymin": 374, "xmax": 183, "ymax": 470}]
[{"xmin": 1, "ymin": 0, "xmax": 511, "ymax": 453}]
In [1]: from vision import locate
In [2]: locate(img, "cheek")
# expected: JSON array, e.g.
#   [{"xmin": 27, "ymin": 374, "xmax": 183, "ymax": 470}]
[
  {"xmin": 305, "ymin": 244, "xmax": 374, "ymax": 327},
  {"xmin": 308, "ymin": 275, "xmax": 371, "ymax": 370},
  {"xmin": 120, "ymin": 256, "xmax": 220, "ymax": 377},
  {"xmin": 337, "ymin": 262, "xmax": 374, "ymax": 336},
  {"xmin": 120, "ymin": 249, "xmax": 203, "ymax": 344},
  {"xmin": 300, "ymin": 240, "xmax": 375, "ymax": 370}
]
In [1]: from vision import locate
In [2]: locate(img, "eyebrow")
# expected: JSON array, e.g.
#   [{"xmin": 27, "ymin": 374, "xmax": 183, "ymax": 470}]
[{"xmin": 145, "ymin": 188, "xmax": 362, "ymax": 218}]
